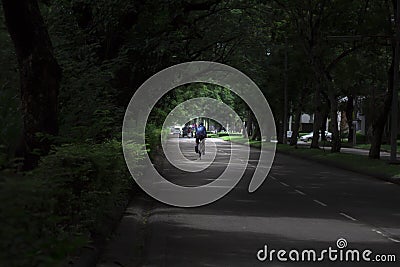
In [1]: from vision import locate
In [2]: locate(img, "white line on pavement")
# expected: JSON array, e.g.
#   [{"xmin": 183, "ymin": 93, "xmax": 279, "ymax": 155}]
[
  {"xmin": 268, "ymin": 175, "xmax": 290, "ymax": 187},
  {"xmin": 294, "ymin": 189, "xmax": 306, "ymax": 196},
  {"xmin": 339, "ymin": 212, "xmax": 357, "ymax": 221},
  {"xmin": 372, "ymin": 229, "xmax": 400, "ymax": 243},
  {"xmin": 313, "ymin": 199, "xmax": 328, "ymax": 207}
]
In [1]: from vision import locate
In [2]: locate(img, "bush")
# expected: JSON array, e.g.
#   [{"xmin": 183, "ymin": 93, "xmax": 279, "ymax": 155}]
[
  {"xmin": 0, "ymin": 140, "xmax": 139, "ymax": 267},
  {"xmin": 146, "ymin": 124, "xmax": 162, "ymax": 151},
  {"xmin": 356, "ymin": 132, "xmax": 367, "ymax": 144}
]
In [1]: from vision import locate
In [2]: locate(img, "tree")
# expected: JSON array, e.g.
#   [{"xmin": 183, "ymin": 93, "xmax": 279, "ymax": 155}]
[
  {"xmin": 273, "ymin": 0, "xmax": 384, "ymax": 152},
  {"xmin": 367, "ymin": 0, "xmax": 397, "ymax": 159},
  {"xmin": 1, "ymin": 0, "xmax": 62, "ymax": 169}
]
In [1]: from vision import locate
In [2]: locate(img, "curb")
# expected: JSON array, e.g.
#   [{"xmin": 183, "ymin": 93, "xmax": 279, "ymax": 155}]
[{"xmin": 95, "ymin": 191, "xmax": 153, "ymax": 267}]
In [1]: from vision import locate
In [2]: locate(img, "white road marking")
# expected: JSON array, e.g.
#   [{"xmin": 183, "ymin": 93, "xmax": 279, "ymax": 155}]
[
  {"xmin": 372, "ymin": 229, "xmax": 400, "ymax": 243},
  {"xmin": 294, "ymin": 189, "xmax": 306, "ymax": 196},
  {"xmin": 313, "ymin": 199, "xmax": 328, "ymax": 207},
  {"xmin": 339, "ymin": 212, "xmax": 357, "ymax": 221},
  {"xmin": 280, "ymin": 182, "xmax": 290, "ymax": 187}
]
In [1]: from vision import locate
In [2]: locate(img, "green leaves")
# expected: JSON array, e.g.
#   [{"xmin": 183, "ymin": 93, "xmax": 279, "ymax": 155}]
[{"xmin": 0, "ymin": 140, "xmax": 137, "ymax": 266}]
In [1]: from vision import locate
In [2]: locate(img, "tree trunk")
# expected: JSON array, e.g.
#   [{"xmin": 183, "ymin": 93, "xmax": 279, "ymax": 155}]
[
  {"xmin": 346, "ymin": 95, "xmax": 354, "ymax": 143},
  {"xmin": 369, "ymin": 50, "xmax": 394, "ymax": 158},
  {"xmin": 251, "ymin": 119, "xmax": 261, "ymax": 141},
  {"xmin": 246, "ymin": 110, "xmax": 253, "ymax": 138},
  {"xmin": 1, "ymin": 0, "xmax": 62, "ymax": 169},
  {"xmin": 320, "ymin": 107, "xmax": 329, "ymax": 141},
  {"xmin": 369, "ymin": 0, "xmax": 397, "ymax": 158},
  {"xmin": 276, "ymin": 114, "xmax": 284, "ymax": 144},
  {"xmin": 328, "ymin": 90, "xmax": 341, "ymax": 152},
  {"xmin": 289, "ymin": 102, "xmax": 302, "ymax": 146},
  {"xmin": 311, "ymin": 80, "xmax": 322, "ymax": 148}
]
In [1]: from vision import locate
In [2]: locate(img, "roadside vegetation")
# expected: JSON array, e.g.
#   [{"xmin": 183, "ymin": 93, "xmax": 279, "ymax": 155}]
[{"xmin": 0, "ymin": 141, "xmax": 139, "ymax": 266}]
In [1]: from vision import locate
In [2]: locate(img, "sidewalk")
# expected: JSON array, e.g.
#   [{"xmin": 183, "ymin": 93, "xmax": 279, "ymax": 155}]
[
  {"xmin": 325, "ymin": 146, "xmax": 399, "ymax": 160},
  {"xmin": 296, "ymin": 141, "xmax": 400, "ymax": 160}
]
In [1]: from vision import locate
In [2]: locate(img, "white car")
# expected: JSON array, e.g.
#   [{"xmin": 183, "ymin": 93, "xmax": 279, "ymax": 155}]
[
  {"xmin": 171, "ymin": 126, "xmax": 181, "ymax": 136},
  {"xmin": 300, "ymin": 131, "xmax": 332, "ymax": 142}
]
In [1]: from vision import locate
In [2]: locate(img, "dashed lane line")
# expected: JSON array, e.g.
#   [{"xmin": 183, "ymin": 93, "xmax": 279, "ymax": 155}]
[
  {"xmin": 294, "ymin": 189, "xmax": 306, "ymax": 196},
  {"xmin": 339, "ymin": 212, "xmax": 357, "ymax": 221},
  {"xmin": 313, "ymin": 199, "xmax": 328, "ymax": 207},
  {"xmin": 372, "ymin": 229, "xmax": 400, "ymax": 243},
  {"xmin": 263, "ymin": 157, "xmax": 400, "ymax": 245}
]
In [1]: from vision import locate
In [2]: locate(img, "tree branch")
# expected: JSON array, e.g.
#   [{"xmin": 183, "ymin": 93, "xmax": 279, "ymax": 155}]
[{"xmin": 326, "ymin": 44, "xmax": 363, "ymax": 73}]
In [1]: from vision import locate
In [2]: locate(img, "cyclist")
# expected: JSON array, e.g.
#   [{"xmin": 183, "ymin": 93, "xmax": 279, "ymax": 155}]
[{"xmin": 196, "ymin": 122, "xmax": 207, "ymax": 158}]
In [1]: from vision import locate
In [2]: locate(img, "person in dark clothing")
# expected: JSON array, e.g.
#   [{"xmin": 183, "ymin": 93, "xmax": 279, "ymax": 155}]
[{"xmin": 195, "ymin": 122, "xmax": 207, "ymax": 158}]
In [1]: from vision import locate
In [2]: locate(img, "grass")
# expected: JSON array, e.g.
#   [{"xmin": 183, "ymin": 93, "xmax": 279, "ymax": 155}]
[
  {"xmin": 217, "ymin": 132, "xmax": 243, "ymax": 137},
  {"xmin": 353, "ymin": 141, "xmax": 400, "ymax": 152},
  {"xmin": 220, "ymin": 135, "xmax": 262, "ymax": 148},
  {"xmin": 277, "ymin": 144, "xmax": 400, "ymax": 179},
  {"xmin": 219, "ymin": 135, "xmax": 280, "ymax": 149}
]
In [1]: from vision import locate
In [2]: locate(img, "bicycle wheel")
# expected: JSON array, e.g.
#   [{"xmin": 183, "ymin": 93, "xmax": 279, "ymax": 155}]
[{"xmin": 200, "ymin": 139, "xmax": 205, "ymax": 155}]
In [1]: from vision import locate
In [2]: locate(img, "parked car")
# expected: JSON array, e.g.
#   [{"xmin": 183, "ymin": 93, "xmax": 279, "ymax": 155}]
[
  {"xmin": 300, "ymin": 131, "xmax": 332, "ymax": 142},
  {"xmin": 171, "ymin": 126, "xmax": 181, "ymax": 136}
]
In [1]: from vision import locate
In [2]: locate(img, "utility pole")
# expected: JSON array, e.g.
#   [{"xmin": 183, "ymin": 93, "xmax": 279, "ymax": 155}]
[
  {"xmin": 283, "ymin": 37, "xmax": 288, "ymax": 144},
  {"xmin": 390, "ymin": 0, "xmax": 400, "ymax": 163}
]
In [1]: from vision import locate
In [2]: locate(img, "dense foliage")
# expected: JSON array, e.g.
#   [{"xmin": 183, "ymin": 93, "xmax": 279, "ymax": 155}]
[
  {"xmin": 0, "ymin": 140, "xmax": 140, "ymax": 266},
  {"xmin": 1, "ymin": 0, "xmax": 400, "ymax": 265}
]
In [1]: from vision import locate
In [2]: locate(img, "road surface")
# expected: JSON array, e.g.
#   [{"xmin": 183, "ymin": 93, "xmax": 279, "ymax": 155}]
[{"xmin": 98, "ymin": 137, "xmax": 400, "ymax": 266}]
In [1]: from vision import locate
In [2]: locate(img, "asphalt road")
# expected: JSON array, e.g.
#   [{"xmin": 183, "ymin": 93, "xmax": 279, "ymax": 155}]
[{"xmin": 98, "ymin": 137, "xmax": 400, "ymax": 267}]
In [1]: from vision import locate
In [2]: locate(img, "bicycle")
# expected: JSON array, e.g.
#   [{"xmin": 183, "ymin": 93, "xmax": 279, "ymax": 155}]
[{"xmin": 198, "ymin": 138, "xmax": 205, "ymax": 159}]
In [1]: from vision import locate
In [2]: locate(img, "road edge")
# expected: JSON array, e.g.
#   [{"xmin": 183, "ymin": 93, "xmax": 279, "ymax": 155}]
[{"xmin": 63, "ymin": 185, "xmax": 150, "ymax": 267}]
